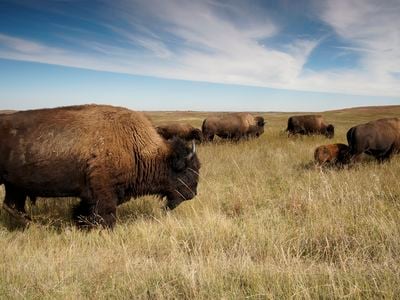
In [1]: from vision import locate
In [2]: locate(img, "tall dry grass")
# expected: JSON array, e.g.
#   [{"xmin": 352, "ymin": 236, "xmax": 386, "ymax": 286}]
[{"xmin": 1, "ymin": 107, "xmax": 400, "ymax": 299}]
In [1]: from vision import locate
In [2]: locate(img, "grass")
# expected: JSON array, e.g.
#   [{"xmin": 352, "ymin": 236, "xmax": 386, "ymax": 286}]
[{"xmin": 1, "ymin": 106, "xmax": 400, "ymax": 299}]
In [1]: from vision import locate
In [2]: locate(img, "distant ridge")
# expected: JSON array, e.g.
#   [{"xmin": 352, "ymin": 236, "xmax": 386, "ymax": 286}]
[
  {"xmin": 0, "ymin": 110, "xmax": 17, "ymax": 114},
  {"xmin": 329, "ymin": 105, "xmax": 400, "ymax": 113},
  {"xmin": 0, "ymin": 105, "xmax": 399, "ymax": 114}
]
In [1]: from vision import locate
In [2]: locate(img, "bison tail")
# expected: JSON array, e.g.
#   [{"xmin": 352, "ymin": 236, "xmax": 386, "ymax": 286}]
[
  {"xmin": 286, "ymin": 117, "xmax": 293, "ymax": 132},
  {"xmin": 201, "ymin": 119, "xmax": 212, "ymax": 142},
  {"xmin": 201, "ymin": 119, "xmax": 207, "ymax": 133},
  {"xmin": 346, "ymin": 127, "xmax": 356, "ymax": 154}
]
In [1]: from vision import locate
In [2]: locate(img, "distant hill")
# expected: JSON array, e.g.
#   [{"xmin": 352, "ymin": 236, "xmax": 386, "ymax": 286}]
[
  {"xmin": 329, "ymin": 105, "xmax": 400, "ymax": 113},
  {"xmin": 0, "ymin": 110, "xmax": 17, "ymax": 114},
  {"xmin": 1, "ymin": 105, "xmax": 399, "ymax": 115}
]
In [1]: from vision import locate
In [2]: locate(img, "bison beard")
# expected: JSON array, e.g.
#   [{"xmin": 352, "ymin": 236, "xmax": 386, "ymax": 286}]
[{"xmin": 0, "ymin": 105, "xmax": 200, "ymax": 228}]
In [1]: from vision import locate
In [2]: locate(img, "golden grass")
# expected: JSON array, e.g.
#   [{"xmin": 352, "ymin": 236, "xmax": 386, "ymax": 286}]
[{"xmin": 1, "ymin": 107, "xmax": 400, "ymax": 299}]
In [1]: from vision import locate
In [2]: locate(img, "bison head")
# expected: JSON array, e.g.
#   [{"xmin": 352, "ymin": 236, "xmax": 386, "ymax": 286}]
[
  {"xmin": 255, "ymin": 116, "xmax": 265, "ymax": 128},
  {"xmin": 190, "ymin": 128, "xmax": 203, "ymax": 142},
  {"xmin": 165, "ymin": 138, "xmax": 200, "ymax": 210},
  {"xmin": 249, "ymin": 116, "xmax": 265, "ymax": 138},
  {"xmin": 325, "ymin": 124, "xmax": 335, "ymax": 139}
]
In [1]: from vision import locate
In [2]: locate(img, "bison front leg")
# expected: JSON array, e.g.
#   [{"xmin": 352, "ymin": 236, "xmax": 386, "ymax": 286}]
[
  {"xmin": 82, "ymin": 156, "xmax": 119, "ymax": 228},
  {"xmin": 230, "ymin": 133, "xmax": 240, "ymax": 142},
  {"xmin": 73, "ymin": 195, "xmax": 117, "ymax": 229},
  {"xmin": 94, "ymin": 195, "xmax": 117, "ymax": 228}
]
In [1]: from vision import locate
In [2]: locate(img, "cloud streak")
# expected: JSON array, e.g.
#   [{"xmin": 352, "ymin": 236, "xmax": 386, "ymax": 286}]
[
  {"xmin": 0, "ymin": 0, "xmax": 399, "ymax": 97},
  {"xmin": 307, "ymin": 0, "xmax": 400, "ymax": 95}
]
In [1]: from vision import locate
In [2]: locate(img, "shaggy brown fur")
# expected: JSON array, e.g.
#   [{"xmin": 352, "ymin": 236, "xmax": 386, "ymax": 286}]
[
  {"xmin": 202, "ymin": 113, "xmax": 265, "ymax": 142},
  {"xmin": 347, "ymin": 118, "xmax": 400, "ymax": 162},
  {"xmin": 314, "ymin": 143, "xmax": 350, "ymax": 166},
  {"xmin": 0, "ymin": 104, "xmax": 200, "ymax": 228},
  {"xmin": 287, "ymin": 115, "xmax": 334, "ymax": 138},
  {"xmin": 156, "ymin": 123, "xmax": 202, "ymax": 142}
]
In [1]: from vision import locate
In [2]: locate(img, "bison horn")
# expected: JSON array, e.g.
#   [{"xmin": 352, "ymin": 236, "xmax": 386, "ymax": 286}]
[
  {"xmin": 192, "ymin": 140, "xmax": 196, "ymax": 154},
  {"xmin": 187, "ymin": 140, "xmax": 196, "ymax": 160}
]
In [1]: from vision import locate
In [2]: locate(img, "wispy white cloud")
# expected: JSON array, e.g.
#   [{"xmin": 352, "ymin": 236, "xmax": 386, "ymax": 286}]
[
  {"xmin": 0, "ymin": 0, "xmax": 399, "ymax": 98},
  {"xmin": 0, "ymin": 34, "xmax": 50, "ymax": 53},
  {"xmin": 302, "ymin": 0, "xmax": 400, "ymax": 96}
]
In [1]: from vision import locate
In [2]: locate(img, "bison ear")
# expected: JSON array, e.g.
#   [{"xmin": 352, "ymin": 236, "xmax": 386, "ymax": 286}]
[{"xmin": 170, "ymin": 138, "xmax": 193, "ymax": 171}]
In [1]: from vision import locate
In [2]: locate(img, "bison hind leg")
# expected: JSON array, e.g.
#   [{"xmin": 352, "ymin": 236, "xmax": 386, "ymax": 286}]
[
  {"xmin": 3, "ymin": 184, "xmax": 31, "ymax": 224},
  {"xmin": 203, "ymin": 133, "xmax": 214, "ymax": 142}
]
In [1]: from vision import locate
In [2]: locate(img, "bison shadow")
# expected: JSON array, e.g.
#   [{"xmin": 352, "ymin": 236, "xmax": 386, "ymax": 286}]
[
  {"xmin": 0, "ymin": 196, "xmax": 166, "ymax": 231},
  {"xmin": 298, "ymin": 160, "xmax": 350, "ymax": 172},
  {"xmin": 0, "ymin": 210, "xmax": 30, "ymax": 231},
  {"xmin": 298, "ymin": 153, "xmax": 376, "ymax": 172},
  {"xmin": 0, "ymin": 197, "xmax": 78, "ymax": 231}
]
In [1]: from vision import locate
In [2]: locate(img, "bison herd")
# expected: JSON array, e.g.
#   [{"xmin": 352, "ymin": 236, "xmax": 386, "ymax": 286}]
[
  {"xmin": 156, "ymin": 112, "xmax": 265, "ymax": 142},
  {"xmin": 0, "ymin": 104, "xmax": 399, "ymax": 229}
]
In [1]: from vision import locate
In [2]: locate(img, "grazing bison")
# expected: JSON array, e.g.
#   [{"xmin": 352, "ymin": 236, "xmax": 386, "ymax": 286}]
[
  {"xmin": 314, "ymin": 143, "xmax": 350, "ymax": 166},
  {"xmin": 156, "ymin": 123, "xmax": 202, "ymax": 142},
  {"xmin": 0, "ymin": 104, "xmax": 200, "ymax": 228},
  {"xmin": 347, "ymin": 118, "xmax": 400, "ymax": 162},
  {"xmin": 286, "ymin": 115, "xmax": 334, "ymax": 138},
  {"xmin": 202, "ymin": 113, "xmax": 265, "ymax": 142}
]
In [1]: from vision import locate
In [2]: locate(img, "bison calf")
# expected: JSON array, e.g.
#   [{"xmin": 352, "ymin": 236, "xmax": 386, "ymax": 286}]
[
  {"xmin": 314, "ymin": 143, "xmax": 350, "ymax": 166},
  {"xmin": 0, "ymin": 104, "xmax": 201, "ymax": 228}
]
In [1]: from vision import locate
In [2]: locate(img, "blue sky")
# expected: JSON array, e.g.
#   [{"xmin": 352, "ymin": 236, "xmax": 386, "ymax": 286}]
[{"xmin": 0, "ymin": 0, "xmax": 399, "ymax": 111}]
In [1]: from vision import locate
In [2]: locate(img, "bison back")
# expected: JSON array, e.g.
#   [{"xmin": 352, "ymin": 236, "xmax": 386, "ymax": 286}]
[
  {"xmin": 0, "ymin": 104, "xmax": 164, "ymax": 197},
  {"xmin": 347, "ymin": 118, "xmax": 400, "ymax": 158}
]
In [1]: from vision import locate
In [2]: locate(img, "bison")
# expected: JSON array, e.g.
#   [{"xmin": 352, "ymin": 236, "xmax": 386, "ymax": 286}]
[
  {"xmin": 0, "ymin": 104, "xmax": 200, "ymax": 228},
  {"xmin": 314, "ymin": 143, "xmax": 350, "ymax": 166},
  {"xmin": 346, "ymin": 118, "xmax": 400, "ymax": 162},
  {"xmin": 156, "ymin": 123, "xmax": 202, "ymax": 142},
  {"xmin": 202, "ymin": 113, "xmax": 265, "ymax": 142},
  {"xmin": 286, "ymin": 115, "xmax": 334, "ymax": 138}
]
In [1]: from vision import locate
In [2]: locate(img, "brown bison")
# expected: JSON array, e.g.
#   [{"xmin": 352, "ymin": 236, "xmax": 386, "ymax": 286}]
[
  {"xmin": 156, "ymin": 123, "xmax": 202, "ymax": 142},
  {"xmin": 286, "ymin": 115, "xmax": 334, "ymax": 138},
  {"xmin": 0, "ymin": 104, "xmax": 200, "ymax": 228},
  {"xmin": 314, "ymin": 143, "xmax": 350, "ymax": 166},
  {"xmin": 202, "ymin": 113, "xmax": 265, "ymax": 142},
  {"xmin": 347, "ymin": 118, "xmax": 400, "ymax": 162}
]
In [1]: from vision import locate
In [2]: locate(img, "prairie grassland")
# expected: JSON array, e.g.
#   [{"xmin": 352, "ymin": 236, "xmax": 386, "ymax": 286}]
[{"xmin": 1, "ymin": 107, "xmax": 400, "ymax": 299}]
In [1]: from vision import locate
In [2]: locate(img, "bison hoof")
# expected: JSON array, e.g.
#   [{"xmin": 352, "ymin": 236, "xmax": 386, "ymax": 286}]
[
  {"xmin": 2, "ymin": 203, "xmax": 32, "ymax": 225},
  {"xmin": 74, "ymin": 214, "xmax": 116, "ymax": 229}
]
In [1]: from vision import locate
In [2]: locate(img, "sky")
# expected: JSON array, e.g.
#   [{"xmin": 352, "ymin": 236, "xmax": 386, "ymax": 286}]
[{"xmin": 0, "ymin": 0, "xmax": 399, "ymax": 111}]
